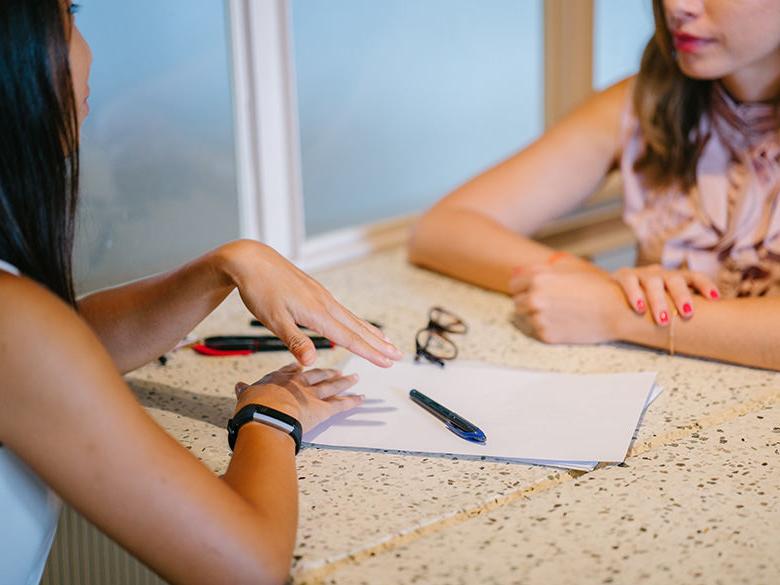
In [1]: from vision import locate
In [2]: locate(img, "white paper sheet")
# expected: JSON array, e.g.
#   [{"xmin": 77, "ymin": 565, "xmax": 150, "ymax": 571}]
[{"xmin": 303, "ymin": 358, "xmax": 660, "ymax": 468}]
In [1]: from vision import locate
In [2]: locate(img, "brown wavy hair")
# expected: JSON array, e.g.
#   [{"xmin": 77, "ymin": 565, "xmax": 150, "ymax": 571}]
[{"xmin": 633, "ymin": 0, "xmax": 713, "ymax": 190}]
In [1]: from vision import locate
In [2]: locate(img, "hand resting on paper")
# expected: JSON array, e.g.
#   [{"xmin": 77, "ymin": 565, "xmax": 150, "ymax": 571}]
[{"xmin": 234, "ymin": 363, "xmax": 364, "ymax": 432}]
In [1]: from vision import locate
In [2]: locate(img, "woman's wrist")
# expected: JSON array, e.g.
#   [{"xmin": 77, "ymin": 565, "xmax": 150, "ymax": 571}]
[
  {"xmin": 613, "ymin": 305, "xmax": 668, "ymax": 349},
  {"xmin": 235, "ymin": 384, "xmax": 303, "ymax": 422},
  {"xmin": 210, "ymin": 239, "xmax": 270, "ymax": 290},
  {"xmin": 231, "ymin": 418, "xmax": 298, "ymax": 454}
]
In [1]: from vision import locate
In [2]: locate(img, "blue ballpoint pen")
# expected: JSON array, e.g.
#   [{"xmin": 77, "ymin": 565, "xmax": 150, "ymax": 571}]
[{"xmin": 409, "ymin": 389, "xmax": 487, "ymax": 444}]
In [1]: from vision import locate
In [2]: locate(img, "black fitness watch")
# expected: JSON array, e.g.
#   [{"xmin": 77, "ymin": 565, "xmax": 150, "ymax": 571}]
[{"xmin": 227, "ymin": 404, "xmax": 303, "ymax": 454}]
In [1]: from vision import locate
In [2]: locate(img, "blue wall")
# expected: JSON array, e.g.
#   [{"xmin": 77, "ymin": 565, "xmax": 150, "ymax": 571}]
[
  {"xmin": 594, "ymin": 0, "xmax": 655, "ymax": 89},
  {"xmin": 291, "ymin": 0, "xmax": 544, "ymax": 236},
  {"xmin": 74, "ymin": 0, "xmax": 239, "ymax": 292}
]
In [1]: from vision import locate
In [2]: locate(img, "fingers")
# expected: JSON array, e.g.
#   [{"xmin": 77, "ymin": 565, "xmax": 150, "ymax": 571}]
[
  {"xmin": 687, "ymin": 271, "xmax": 721, "ymax": 301},
  {"xmin": 665, "ymin": 273, "xmax": 694, "ymax": 319},
  {"xmin": 327, "ymin": 303, "xmax": 403, "ymax": 362},
  {"xmin": 512, "ymin": 293, "xmax": 534, "ymax": 316},
  {"xmin": 272, "ymin": 317, "xmax": 318, "ymax": 366},
  {"xmin": 301, "ymin": 368, "xmax": 341, "ymax": 385},
  {"xmin": 637, "ymin": 272, "xmax": 670, "ymax": 326},
  {"xmin": 614, "ymin": 269, "xmax": 647, "ymax": 314},
  {"xmin": 509, "ymin": 269, "xmax": 534, "ymax": 295},
  {"xmin": 325, "ymin": 393, "xmax": 364, "ymax": 414},
  {"xmin": 316, "ymin": 316, "xmax": 396, "ymax": 368},
  {"xmin": 312, "ymin": 373, "xmax": 359, "ymax": 399},
  {"xmin": 351, "ymin": 311, "xmax": 392, "ymax": 343}
]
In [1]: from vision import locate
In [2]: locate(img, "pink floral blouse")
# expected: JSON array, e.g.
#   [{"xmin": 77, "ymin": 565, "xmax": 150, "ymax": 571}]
[{"xmin": 621, "ymin": 83, "xmax": 780, "ymax": 298}]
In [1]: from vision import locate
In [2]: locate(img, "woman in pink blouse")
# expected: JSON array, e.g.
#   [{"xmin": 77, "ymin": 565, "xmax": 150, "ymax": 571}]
[{"xmin": 410, "ymin": 0, "xmax": 780, "ymax": 371}]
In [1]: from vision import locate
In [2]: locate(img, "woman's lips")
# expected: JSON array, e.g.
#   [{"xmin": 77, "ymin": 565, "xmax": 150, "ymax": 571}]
[{"xmin": 673, "ymin": 32, "xmax": 714, "ymax": 53}]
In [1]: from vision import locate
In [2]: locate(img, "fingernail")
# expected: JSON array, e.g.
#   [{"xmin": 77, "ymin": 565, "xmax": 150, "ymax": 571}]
[
  {"xmin": 682, "ymin": 302, "xmax": 693, "ymax": 315},
  {"xmin": 511, "ymin": 265, "xmax": 525, "ymax": 275},
  {"xmin": 659, "ymin": 310, "xmax": 669, "ymax": 324},
  {"xmin": 350, "ymin": 373, "xmax": 360, "ymax": 381},
  {"xmin": 636, "ymin": 299, "xmax": 645, "ymax": 312},
  {"xmin": 710, "ymin": 289, "xmax": 720, "ymax": 299}
]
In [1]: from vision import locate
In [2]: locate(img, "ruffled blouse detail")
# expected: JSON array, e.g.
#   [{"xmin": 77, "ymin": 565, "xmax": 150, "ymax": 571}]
[{"xmin": 622, "ymin": 83, "xmax": 780, "ymax": 298}]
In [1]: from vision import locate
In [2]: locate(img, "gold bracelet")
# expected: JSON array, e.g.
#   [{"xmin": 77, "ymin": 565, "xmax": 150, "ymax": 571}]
[{"xmin": 668, "ymin": 308, "xmax": 677, "ymax": 356}]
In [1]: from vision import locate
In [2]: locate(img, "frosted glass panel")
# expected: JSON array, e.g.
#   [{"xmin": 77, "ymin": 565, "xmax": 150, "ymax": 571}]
[
  {"xmin": 594, "ymin": 0, "xmax": 655, "ymax": 89},
  {"xmin": 74, "ymin": 0, "xmax": 239, "ymax": 293},
  {"xmin": 291, "ymin": 0, "xmax": 543, "ymax": 236}
]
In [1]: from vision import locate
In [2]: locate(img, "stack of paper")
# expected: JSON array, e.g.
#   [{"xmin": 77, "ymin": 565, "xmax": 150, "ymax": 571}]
[{"xmin": 303, "ymin": 358, "xmax": 661, "ymax": 471}]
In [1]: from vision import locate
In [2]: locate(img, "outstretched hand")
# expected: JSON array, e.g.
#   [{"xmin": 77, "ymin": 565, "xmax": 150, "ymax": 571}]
[{"xmin": 219, "ymin": 240, "xmax": 402, "ymax": 367}]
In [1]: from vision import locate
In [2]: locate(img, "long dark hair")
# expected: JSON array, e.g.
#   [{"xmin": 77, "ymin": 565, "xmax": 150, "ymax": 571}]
[
  {"xmin": 0, "ymin": 0, "xmax": 80, "ymax": 305},
  {"xmin": 632, "ymin": 0, "xmax": 713, "ymax": 191}
]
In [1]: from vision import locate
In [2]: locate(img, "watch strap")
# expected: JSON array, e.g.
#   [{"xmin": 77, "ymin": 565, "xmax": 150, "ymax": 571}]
[{"xmin": 227, "ymin": 404, "xmax": 302, "ymax": 454}]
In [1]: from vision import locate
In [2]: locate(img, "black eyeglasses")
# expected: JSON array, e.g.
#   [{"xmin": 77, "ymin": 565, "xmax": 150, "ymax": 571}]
[{"xmin": 414, "ymin": 306, "xmax": 468, "ymax": 367}]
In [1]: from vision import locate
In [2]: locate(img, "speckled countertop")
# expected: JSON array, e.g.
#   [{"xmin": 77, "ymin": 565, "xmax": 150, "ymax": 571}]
[{"xmin": 126, "ymin": 247, "xmax": 780, "ymax": 585}]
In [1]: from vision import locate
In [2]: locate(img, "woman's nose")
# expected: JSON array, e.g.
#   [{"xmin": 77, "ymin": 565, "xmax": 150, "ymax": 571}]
[{"xmin": 664, "ymin": 0, "xmax": 704, "ymax": 26}]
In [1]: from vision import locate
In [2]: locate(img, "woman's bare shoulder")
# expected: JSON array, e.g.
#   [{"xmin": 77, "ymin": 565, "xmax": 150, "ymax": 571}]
[
  {"xmin": 0, "ymin": 273, "xmax": 77, "ymax": 334},
  {"xmin": 0, "ymin": 274, "xmax": 98, "ymax": 392}
]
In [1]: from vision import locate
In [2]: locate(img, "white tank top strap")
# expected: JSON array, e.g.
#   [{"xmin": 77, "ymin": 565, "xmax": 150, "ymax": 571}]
[{"xmin": 0, "ymin": 259, "xmax": 20, "ymax": 276}]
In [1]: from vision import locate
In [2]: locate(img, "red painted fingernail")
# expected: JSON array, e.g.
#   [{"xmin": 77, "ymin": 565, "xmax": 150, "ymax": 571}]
[
  {"xmin": 636, "ymin": 299, "xmax": 645, "ymax": 312},
  {"xmin": 682, "ymin": 302, "xmax": 693, "ymax": 315},
  {"xmin": 659, "ymin": 310, "xmax": 669, "ymax": 324},
  {"xmin": 710, "ymin": 289, "xmax": 720, "ymax": 299}
]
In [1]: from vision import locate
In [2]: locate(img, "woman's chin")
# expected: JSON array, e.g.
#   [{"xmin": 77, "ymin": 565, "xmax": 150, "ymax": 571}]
[{"xmin": 677, "ymin": 58, "xmax": 731, "ymax": 81}]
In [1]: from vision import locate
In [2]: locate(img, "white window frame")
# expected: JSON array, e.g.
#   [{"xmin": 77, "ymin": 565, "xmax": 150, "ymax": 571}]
[
  {"xmin": 228, "ymin": 0, "xmax": 302, "ymax": 260},
  {"xmin": 227, "ymin": 0, "xmax": 412, "ymax": 271}
]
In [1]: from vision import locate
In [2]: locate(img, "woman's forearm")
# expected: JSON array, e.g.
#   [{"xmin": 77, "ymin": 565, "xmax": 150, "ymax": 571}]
[
  {"xmin": 408, "ymin": 206, "xmax": 558, "ymax": 293},
  {"xmin": 78, "ymin": 246, "xmax": 235, "ymax": 373},
  {"xmin": 617, "ymin": 297, "xmax": 780, "ymax": 370},
  {"xmin": 408, "ymin": 81, "xmax": 631, "ymax": 294},
  {"xmin": 222, "ymin": 423, "xmax": 299, "ymax": 578}
]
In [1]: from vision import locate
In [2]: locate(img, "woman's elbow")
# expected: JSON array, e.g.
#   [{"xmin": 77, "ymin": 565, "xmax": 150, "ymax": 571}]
[
  {"xmin": 225, "ymin": 554, "xmax": 290, "ymax": 585},
  {"xmin": 216, "ymin": 533, "xmax": 293, "ymax": 585},
  {"xmin": 407, "ymin": 207, "xmax": 442, "ymax": 267}
]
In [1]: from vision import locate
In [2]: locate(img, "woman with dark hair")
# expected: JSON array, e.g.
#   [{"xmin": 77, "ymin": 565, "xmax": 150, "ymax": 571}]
[
  {"xmin": 409, "ymin": 0, "xmax": 780, "ymax": 370},
  {"xmin": 0, "ymin": 1, "xmax": 401, "ymax": 583}
]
